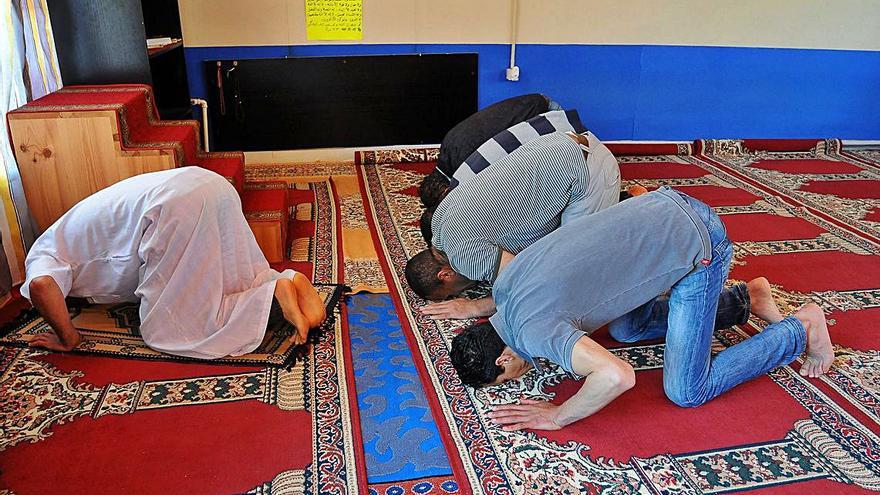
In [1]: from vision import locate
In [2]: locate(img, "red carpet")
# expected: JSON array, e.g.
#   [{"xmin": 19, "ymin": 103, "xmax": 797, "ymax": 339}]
[
  {"xmin": 3, "ymin": 133, "xmax": 877, "ymax": 493},
  {"xmin": 358, "ymin": 141, "xmax": 880, "ymax": 494},
  {"xmin": 0, "ymin": 179, "xmax": 366, "ymax": 494},
  {"xmin": 0, "ymin": 350, "xmax": 311, "ymax": 494},
  {"xmin": 696, "ymin": 139, "xmax": 880, "ymax": 244}
]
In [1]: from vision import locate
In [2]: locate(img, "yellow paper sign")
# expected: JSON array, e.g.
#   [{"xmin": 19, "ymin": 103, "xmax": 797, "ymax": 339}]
[{"xmin": 305, "ymin": 0, "xmax": 363, "ymax": 41}]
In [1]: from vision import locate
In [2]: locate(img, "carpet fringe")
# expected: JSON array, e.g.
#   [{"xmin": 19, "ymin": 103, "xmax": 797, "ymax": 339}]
[{"xmin": 795, "ymin": 419, "xmax": 880, "ymax": 490}]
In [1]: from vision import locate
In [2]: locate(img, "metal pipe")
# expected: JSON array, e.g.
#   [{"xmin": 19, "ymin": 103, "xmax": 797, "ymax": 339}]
[
  {"xmin": 190, "ymin": 98, "xmax": 210, "ymax": 152},
  {"xmin": 509, "ymin": 0, "xmax": 518, "ymax": 69}
]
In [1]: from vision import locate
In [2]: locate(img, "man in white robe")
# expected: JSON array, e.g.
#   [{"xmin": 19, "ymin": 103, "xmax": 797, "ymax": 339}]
[{"xmin": 21, "ymin": 167, "xmax": 325, "ymax": 359}]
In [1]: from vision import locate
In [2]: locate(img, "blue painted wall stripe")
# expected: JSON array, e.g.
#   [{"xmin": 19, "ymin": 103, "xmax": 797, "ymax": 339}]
[{"xmin": 185, "ymin": 44, "xmax": 880, "ymax": 141}]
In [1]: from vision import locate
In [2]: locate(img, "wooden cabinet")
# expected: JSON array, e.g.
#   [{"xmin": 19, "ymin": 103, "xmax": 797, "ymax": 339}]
[{"xmin": 7, "ymin": 110, "xmax": 175, "ymax": 231}]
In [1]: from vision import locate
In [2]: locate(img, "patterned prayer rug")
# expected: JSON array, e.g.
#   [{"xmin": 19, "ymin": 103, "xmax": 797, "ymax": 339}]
[
  {"xmin": 0, "ymin": 284, "xmax": 345, "ymax": 368},
  {"xmin": 347, "ymin": 293, "xmax": 459, "ymax": 494},
  {"xmin": 696, "ymin": 139, "xmax": 880, "ymax": 242},
  {"xmin": 247, "ymin": 160, "xmax": 454, "ymax": 493},
  {"xmin": 355, "ymin": 147, "xmax": 439, "ymax": 166},
  {"xmin": 357, "ymin": 143, "xmax": 880, "ymax": 494},
  {"xmin": 0, "ymin": 178, "xmax": 366, "ymax": 494},
  {"xmin": 0, "ymin": 180, "xmax": 344, "ymax": 369}
]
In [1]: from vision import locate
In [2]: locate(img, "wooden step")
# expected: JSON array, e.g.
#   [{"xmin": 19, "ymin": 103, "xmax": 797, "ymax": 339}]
[
  {"xmin": 8, "ymin": 84, "xmax": 245, "ymax": 228},
  {"xmin": 242, "ymin": 183, "xmax": 289, "ymax": 264}
]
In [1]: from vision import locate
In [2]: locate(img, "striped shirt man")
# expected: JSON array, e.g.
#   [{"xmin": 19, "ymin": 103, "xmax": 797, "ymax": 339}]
[
  {"xmin": 432, "ymin": 131, "xmax": 620, "ymax": 283},
  {"xmin": 435, "ymin": 94, "xmax": 551, "ymax": 179},
  {"xmin": 449, "ymin": 109, "xmax": 586, "ymax": 188}
]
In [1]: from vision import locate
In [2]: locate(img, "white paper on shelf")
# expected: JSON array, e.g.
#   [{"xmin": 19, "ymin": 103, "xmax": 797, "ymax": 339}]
[{"xmin": 146, "ymin": 37, "xmax": 173, "ymax": 48}]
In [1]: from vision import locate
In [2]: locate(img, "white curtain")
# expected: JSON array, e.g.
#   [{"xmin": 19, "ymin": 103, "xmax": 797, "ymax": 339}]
[{"xmin": 0, "ymin": 0, "xmax": 62, "ymax": 298}]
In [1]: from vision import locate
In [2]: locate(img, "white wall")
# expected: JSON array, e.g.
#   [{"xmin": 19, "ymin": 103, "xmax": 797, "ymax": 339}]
[{"xmin": 180, "ymin": 0, "xmax": 880, "ymax": 51}]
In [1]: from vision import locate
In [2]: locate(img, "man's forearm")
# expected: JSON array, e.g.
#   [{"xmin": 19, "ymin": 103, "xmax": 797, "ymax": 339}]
[
  {"xmin": 420, "ymin": 295, "xmax": 497, "ymax": 319},
  {"xmin": 475, "ymin": 296, "xmax": 497, "ymax": 316},
  {"xmin": 29, "ymin": 276, "xmax": 81, "ymax": 348},
  {"xmin": 497, "ymin": 250, "xmax": 515, "ymax": 276},
  {"xmin": 553, "ymin": 336, "xmax": 637, "ymax": 427},
  {"xmin": 489, "ymin": 337, "xmax": 636, "ymax": 431},
  {"xmin": 554, "ymin": 366, "xmax": 634, "ymax": 427}
]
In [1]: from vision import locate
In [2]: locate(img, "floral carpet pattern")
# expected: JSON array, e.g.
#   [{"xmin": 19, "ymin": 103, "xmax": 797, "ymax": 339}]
[
  {"xmin": 2, "ymin": 142, "xmax": 878, "ymax": 494},
  {"xmin": 357, "ymin": 142, "xmax": 880, "ymax": 494}
]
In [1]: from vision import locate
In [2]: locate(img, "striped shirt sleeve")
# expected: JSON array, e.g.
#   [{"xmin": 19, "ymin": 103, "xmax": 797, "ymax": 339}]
[{"xmin": 450, "ymin": 109, "xmax": 586, "ymax": 188}]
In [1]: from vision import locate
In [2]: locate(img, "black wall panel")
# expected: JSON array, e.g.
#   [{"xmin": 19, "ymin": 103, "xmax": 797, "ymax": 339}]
[
  {"xmin": 47, "ymin": 0, "xmax": 152, "ymax": 85},
  {"xmin": 205, "ymin": 54, "xmax": 478, "ymax": 151}
]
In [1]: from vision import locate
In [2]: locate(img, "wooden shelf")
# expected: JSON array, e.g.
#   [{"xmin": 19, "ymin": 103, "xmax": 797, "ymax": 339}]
[{"xmin": 148, "ymin": 40, "xmax": 182, "ymax": 58}]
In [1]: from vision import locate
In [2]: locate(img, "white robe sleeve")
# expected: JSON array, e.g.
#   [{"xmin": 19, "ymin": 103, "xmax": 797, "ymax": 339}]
[{"xmin": 20, "ymin": 253, "xmax": 73, "ymax": 301}]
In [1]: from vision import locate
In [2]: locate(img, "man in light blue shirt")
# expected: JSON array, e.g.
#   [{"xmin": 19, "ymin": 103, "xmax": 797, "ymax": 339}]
[{"xmin": 450, "ymin": 188, "xmax": 834, "ymax": 430}]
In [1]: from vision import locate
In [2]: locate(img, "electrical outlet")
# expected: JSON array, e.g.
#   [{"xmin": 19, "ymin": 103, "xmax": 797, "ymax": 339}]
[{"xmin": 506, "ymin": 66, "xmax": 520, "ymax": 81}]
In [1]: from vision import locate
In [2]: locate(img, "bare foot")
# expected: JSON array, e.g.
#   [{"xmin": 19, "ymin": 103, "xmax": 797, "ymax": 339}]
[
  {"xmin": 747, "ymin": 277, "xmax": 783, "ymax": 324},
  {"xmin": 793, "ymin": 303, "xmax": 834, "ymax": 378},
  {"xmin": 274, "ymin": 278, "xmax": 310, "ymax": 345},
  {"xmin": 627, "ymin": 185, "xmax": 648, "ymax": 197},
  {"xmin": 292, "ymin": 273, "xmax": 327, "ymax": 328}
]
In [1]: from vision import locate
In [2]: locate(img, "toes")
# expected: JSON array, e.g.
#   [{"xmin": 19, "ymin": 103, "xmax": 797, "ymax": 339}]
[
  {"xmin": 289, "ymin": 331, "xmax": 307, "ymax": 346},
  {"xmin": 800, "ymin": 358, "xmax": 830, "ymax": 378},
  {"xmin": 801, "ymin": 359, "xmax": 815, "ymax": 377}
]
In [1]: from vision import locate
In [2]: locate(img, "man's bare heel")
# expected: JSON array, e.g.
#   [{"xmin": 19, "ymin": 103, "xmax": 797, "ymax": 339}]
[
  {"xmin": 292, "ymin": 273, "xmax": 327, "ymax": 328},
  {"xmin": 274, "ymin": 278, "xmax": 310, "ymax": 344}
]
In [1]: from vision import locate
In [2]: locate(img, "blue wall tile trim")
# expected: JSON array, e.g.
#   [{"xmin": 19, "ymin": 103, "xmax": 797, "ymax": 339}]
[{"xmin": 185, "ymin": 43, "xmax": 880, "ymax": 141}]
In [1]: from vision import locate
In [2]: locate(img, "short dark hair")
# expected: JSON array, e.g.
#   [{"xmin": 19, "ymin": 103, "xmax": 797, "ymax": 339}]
[
  {"xmin": 405, "ymin": 249, "xmax": 445, "ymax": 299},
  {"xmin": 418, "ymin": 169, "xmax": 450, "ymax": 210},
  {"xmin": 419, "ymin": 207, "xmax": 435, "ymax": 245},
  {"xmin": 451, "ymin": 321, "xmax": 506, "ymax": 387}
]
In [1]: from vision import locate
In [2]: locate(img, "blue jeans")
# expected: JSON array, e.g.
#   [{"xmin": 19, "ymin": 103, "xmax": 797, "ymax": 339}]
[
  {"xmin": 610, "ymin": 282, "xmax": 750, "ymax": 340},
  {"xmin": 608, "ymin": 191, "xmax": 806, "ymax": 407}
]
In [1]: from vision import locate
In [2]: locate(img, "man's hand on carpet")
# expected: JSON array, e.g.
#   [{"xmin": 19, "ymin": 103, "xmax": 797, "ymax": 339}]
[
  {"xmin": 488, "ymin": 399, "xmax": 562, "ymax": 431},
  {"xmin": 420, "ymin": 297, "xmax": 495, "ymax": 319},
  {"xmin": 421, "ymin": 299, "xmax": 479, "ymax": 319},
  {"xmin": 28, "ymin": 331, "xmax": 80, "ymax": 352}
]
